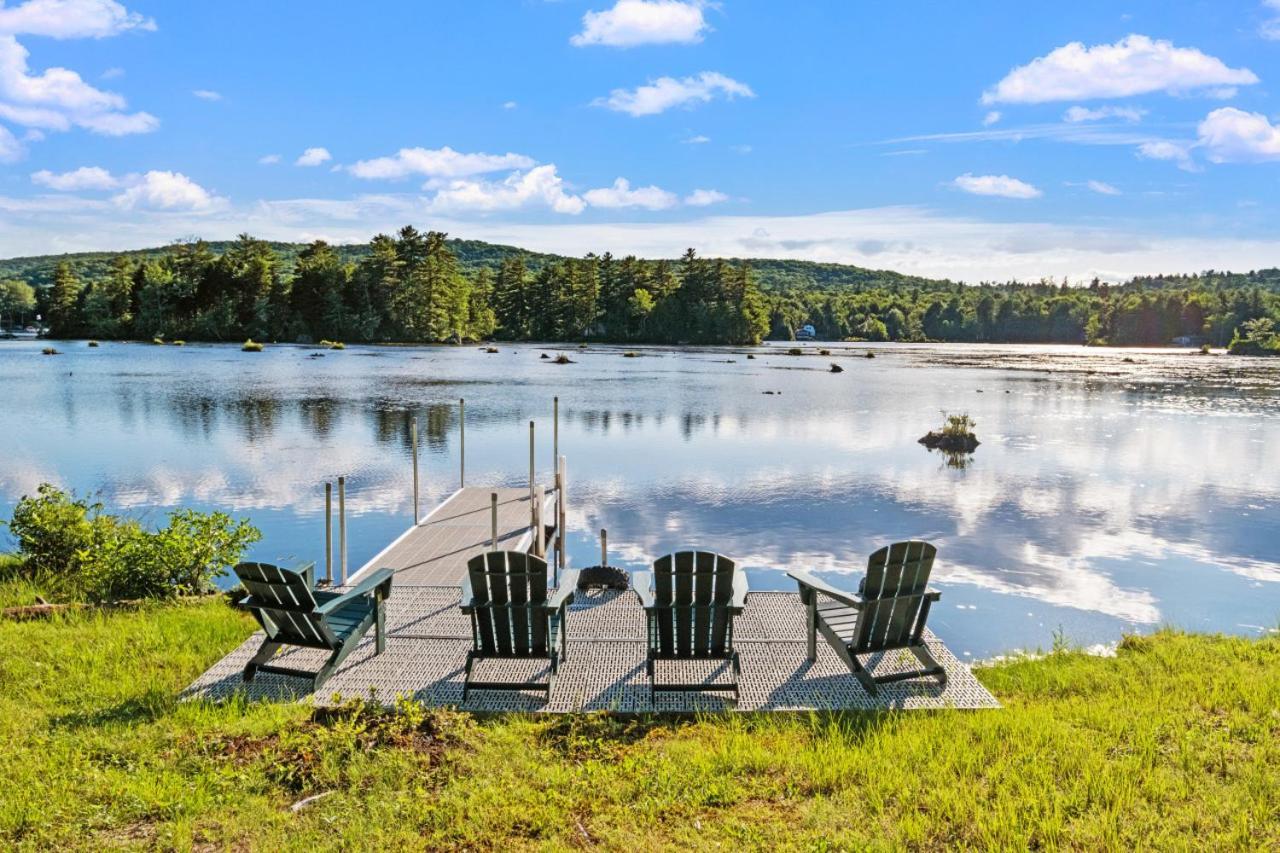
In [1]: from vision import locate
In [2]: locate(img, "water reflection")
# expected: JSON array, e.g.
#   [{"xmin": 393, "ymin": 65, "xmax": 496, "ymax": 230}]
[{"xmin": 1, "ymin": 339, "xmax": 1277, "ymax": 657}]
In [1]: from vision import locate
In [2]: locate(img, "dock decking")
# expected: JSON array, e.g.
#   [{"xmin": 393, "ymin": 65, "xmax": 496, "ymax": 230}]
[
  {"xmin": 351, "ymin": 486, "xmax": 558, "ymax": 586},
  {"xmin": 188, "ymin": 486, "xmax": 999, "ymax": 713}
]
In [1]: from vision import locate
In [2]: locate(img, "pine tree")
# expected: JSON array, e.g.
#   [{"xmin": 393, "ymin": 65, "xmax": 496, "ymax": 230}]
[{"xmin": 47, "ymin": 261, "xmax": 81, "ymax": 337}]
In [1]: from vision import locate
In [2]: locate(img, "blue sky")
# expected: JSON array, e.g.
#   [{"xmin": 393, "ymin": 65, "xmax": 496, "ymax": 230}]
[{"xmin": 2, "ymin": 0, "xmax": 1280, "ymax": 280}]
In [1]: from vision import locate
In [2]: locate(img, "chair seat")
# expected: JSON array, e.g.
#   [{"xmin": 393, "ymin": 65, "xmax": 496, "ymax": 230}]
[
  {"xmin": 320, "ymin": 598, "xmax": 375, "ymax": 643},
  {"xmin": 816, "ymin": 600, "xmax": 860, "ymax": 645},
  {"xmin": 472, "ymin": 609, "xmax": 561, "ymax": 659}
]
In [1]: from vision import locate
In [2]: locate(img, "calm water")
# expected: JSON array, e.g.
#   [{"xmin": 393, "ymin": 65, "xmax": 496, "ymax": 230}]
[{"xmin": 2, "ymin": 339, "xmax": 1278, "ymax": 658}]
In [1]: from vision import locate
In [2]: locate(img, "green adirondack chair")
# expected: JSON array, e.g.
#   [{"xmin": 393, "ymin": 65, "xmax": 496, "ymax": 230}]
[
  {"xmin": 234, "ymin": 561, "xmax": 394, "ymax": 692},
  {"xmin": 632, "ymin": 550, "xmax": 748, "ymax": 701},
  {"xmin": 460, "ymin": 551, "xmax": 580, "ymax": 699},
  {"xmin": 788, "ymin": 541, "xmax": 946, "ymax": 696}
]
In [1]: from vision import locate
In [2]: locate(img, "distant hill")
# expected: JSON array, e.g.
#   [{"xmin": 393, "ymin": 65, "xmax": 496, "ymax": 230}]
[{"xmin": 0, "ymin": 237, "xmax": 950, "ymax": 293}]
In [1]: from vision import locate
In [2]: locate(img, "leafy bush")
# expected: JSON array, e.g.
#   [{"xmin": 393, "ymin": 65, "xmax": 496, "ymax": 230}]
[
  {"xmin": 4, "ymin": 484, "xmax": 259, "ymax": 602},
  {"xmin": 1228, "ymin": 318, "xmax": 1280, "ymax": 355},
  {"xmin": 941, "ymin": 412, "xmax": 977, "ymax": 439}
]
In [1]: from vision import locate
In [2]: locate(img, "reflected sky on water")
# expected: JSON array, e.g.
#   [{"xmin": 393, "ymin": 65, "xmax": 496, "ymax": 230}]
[{"xmin": 2, "ymin": 339, "xmax": 1278, "ymax": 658}]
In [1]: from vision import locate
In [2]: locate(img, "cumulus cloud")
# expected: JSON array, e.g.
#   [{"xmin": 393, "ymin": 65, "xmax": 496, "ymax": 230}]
[
  {"xmin": 0, "ymin": 0, "xmax": 154, "ymax": 39},
  {"xmin": 192, "ymin": 89, "xmax": 221, "ymax": 101},
  {"xmin": 348, "ymin": 145, "xmax": 535, "ymax": 181},
  {"xmin": 0, "ymin": 121, "xmax": 20, "ymax": 161},
  {"xmin": 502, "ymin": 100, "xmax": 517, "ymax": 109},
  {"xmin": 112, "ymin": 170, "xmax": 222, "ymax": 212},
  {"xmin": 953, "ymin": 173, "xmax": 1042, "ymax": 199},
  {"xmin": 982, "ymin": 35, "xmax": 1258, "ymax": 104},
  {"xmin": 257, "ymin": 153, "xmax": 280, "ymax": 165},
  {"xmin": 1086, "ymin": 180, "xmax": 1121, "ymax": 196},
  {"xmin": 1064, "ymin": 105, "xmax": 1146, "ymax": 123},
  {"xmin": 582, "ymin": 177, "xmax": 678, "ymax": 210},
  {"xmin": 31, "ymin": 164, "xmax": 119, "ymax": 189},
  {"xmin": 1263, "ymin": 0, "xmax": 1280, "ymax": 40},
  {"xmin": 595, "ymin": 71, "xmax": 754, "ymax": 117},
  {"xmin": 429, "ymin": 164, "xmax": 585, "ymax": 215},
  {"xmin": 684, "ymin": 188, "xmax": 728, "ymax": 206},
  {"xmin": 295, "ymin": 147, "xmax": 331, "ymax": 167},
  {"xmin": 1137, "ymin": 140, "xmax": 1195, "ymax": 169},
  {"xmin": 682, "ymin": 134, "xmax": 710, "ymax": 144},
  {"xmin": 0, "ymin": 34, "xmax": 157, "ymax": 136},
  {"xmin": 1196, "ymin": 107, "xmax": 1280, "ymax": 163},
  {"xmin": 571, "ymin": 0, "xmax": 708, "ymax": 47}
]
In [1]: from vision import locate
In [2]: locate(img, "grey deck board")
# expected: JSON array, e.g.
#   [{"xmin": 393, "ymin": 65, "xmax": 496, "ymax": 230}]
[
  {"xmin": 353, "ymin": 487, "xmax": 555, "ymax": 586},
  {"xmin": 186, "ymin": 589, "xmax": 1000, "ymax": 712}
]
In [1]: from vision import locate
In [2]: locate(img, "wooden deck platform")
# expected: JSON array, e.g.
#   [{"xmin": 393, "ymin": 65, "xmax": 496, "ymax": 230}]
[{"xmin": 350, "ymin": 486, "xmax": 558, "ymax": 586}]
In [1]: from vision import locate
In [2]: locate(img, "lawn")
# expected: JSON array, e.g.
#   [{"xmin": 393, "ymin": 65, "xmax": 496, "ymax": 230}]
[{"xmin": 0, "ymin": 592, "xmax": 1276, "ymax": 850}]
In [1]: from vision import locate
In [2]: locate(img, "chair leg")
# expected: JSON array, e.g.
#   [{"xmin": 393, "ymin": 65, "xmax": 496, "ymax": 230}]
[
  {"xmin": 806, "ymin": 596, "xmax": 817, "ymax": 661},
  {"xmin": 910, "ymin": 643, "xmax": 948, "ymax": 687},
  {"xmin": 375, "ymin": 598, "xmax": 386, "ymax": 655},
  {"xmin": 242, "ymin": 640, "xmax": 282, "ymax": 682},
  {"xmin": 462, "ymin": 651, "xmax": 475, "ymax": 701},
  {"xmin": 851, "ymin": 657, "xmax": 879, "ymax": 697}
]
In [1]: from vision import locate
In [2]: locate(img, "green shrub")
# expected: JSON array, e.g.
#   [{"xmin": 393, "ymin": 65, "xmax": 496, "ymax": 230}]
[
  {"xmin": 4, "ymin": 484, "xmax": 259, "ymax": 602},
  {"xmin": 941, "ymin": 412, "xmax": 977, "ymax": 439},
  {"xmin": 242, "ymin": 339, "xmax": 264, "ymax": 352}
]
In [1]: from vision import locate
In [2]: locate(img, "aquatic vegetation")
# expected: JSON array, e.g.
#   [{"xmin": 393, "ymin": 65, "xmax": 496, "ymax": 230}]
[
  {"xmin": 553, "ymin": 353, "xmax": 574, "ymax": 364},
  {"xmin": 86, "ymin": 340, "xmax": 99, "ymax": 348},
  {"xmin": 40, "ymin": 347, "xmax": 58, "ymax": 355},
  {"xmin": 622, "ymin": 351, "xmax": 638, "ymax": 357},
  {"xmin": 920, "ymin": 412, "xmax": 979, "ymax": 453},
  {"xmin": 151, "ymin": 337, "xmax": 164, "ymax": 345},
  {"xmin": 241, "ymin": 339, "xmax": 264, "ymax": 352},
  {"xmin": 787, "ymin": 347, "xmax": 803, "ymax": 355},
  {"xmin": 172, "ymin": 340, "xmax": 185, "ymax": 346}
]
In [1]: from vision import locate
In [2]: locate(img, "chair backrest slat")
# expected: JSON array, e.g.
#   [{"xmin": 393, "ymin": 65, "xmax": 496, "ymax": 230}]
[
  {"xmin": 466, "ymin": 552, "xmax": 550, "ymax": 658},
  {"xmin": 234, "ymin": 562, "xmax": 336, "ymax": 649},
  {"xmin": 650, "ymin": 550, "xmax": 738, "ymax": 657},
  {"xmin": 854, "ymin": 541, "xmax": 936, "ymax": 653}
]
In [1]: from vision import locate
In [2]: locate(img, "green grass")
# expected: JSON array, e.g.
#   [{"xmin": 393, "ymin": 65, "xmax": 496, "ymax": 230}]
[{"xmin": 0, "ymin": 598, "xmax": 1276, "ymax": 850}]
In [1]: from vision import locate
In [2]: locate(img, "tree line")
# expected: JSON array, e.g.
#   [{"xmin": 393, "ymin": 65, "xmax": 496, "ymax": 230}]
[{"xmin": 4, "ymin": 227, "xmax": 1280, "ymax": 347}]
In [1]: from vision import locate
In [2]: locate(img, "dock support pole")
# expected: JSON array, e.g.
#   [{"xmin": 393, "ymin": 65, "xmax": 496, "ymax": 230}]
[
  {"xmin": 557, "ymin": 455, "xmax": 567, "ymax": 572},
  {"xmin": 533, "ymin": 485, "xmax": 546, "ymax": 562},
  {"xmin": 459, "ymin": 398, "xmax": 465, "ymax": 487},
  {"xmin": 601, "ymin": 529, "xmax": 608, "ymax": 567},
  {"xmin": 411, "ymin": 416, "xmax": 419, "ymax": 525},
  {"xmin": 528, "ymin": 420, "xmax": 535, "ymax": 508},
  {"xmin": 490, "ymin": 492, "xmax": 498, "ymax": 551},
  {"xmin": 338, "ymin": 476, "xmax": 347, "ymax": 585},
  {"xmin": 324, "ymin": 482, "xmax": 333, "ymax": 585},
  {"xmin": 552, "ymin": 396, "xmax": 559, "ymax": 479}
]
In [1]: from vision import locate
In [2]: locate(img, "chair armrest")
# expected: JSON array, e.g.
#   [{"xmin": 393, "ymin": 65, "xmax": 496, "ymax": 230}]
[
  {"xmin": 925, "ymin": 587, "xmax": 942, "ymax": 602},
  {"xmin": 546, "ymin": 569, "xmax": 581, "ymax": 610},
  {"xmin": 730, "ymin": 571, "xmax": 749, "ymax": 610},
  {"xmin": 631, "ymin": 570, "xmax": 655, "ymax": 608},
  {"xmin": 459, "ymin": 575, "xmax": 475, "ymax": 613},
  {"xmin": 315, "ymin": 567, "xmax": 395, "ymax": 615},
  {"xmin": 788, "ymin": 570, "xmax": 864, "ymax": 609},
  {"xmin": 298, "ymin": 561, "xmax": 316, "ymax": 589}
]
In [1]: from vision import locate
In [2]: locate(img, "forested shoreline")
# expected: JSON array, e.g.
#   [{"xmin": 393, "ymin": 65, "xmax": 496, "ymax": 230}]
[{"xmin": 2, "ymin": 227, "xmax": 1280, "ymax": 350}]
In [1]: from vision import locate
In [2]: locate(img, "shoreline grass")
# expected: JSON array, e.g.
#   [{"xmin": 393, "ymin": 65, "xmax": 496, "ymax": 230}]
[{"xmin": 0, "ymin": 594, "xmax": 1276, "ymax": 849}]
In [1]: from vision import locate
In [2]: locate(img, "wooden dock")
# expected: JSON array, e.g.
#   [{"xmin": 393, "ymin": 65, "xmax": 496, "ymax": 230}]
[{"xmin": 349, "ymin": 486, "xmax": 559, "ymax": 586}]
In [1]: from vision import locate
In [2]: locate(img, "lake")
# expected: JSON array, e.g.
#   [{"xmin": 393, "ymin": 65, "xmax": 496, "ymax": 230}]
[{"xmin": 2, "ymin": 339, "xmax": 1278, "ymax": 659}]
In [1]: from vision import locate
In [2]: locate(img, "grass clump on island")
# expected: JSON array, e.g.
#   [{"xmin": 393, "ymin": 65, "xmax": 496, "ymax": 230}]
[
  {"xmin": 0, "ymin": 591, "xmax": 1275, "ymax": 850},
  {"xmin": 242, "ymin": 339, "xmax": 264, "ymax": 352}
]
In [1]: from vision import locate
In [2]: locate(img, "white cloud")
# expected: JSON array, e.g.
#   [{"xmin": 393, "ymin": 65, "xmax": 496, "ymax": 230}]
[
  {"xmin": 257, "ymin": 153, "xmax": 280, "ymax": 165},
  {"xmin": 682, "ymin": 133, "xmax": 710, "ymax": 144},
  {"xmin": 502, "ymin": 100, "xmax": 517, "ymax": 110},
  {"xmin": 100, "ymin": 66, "xmax": 122, "ymax": 79},
  {"xmin": 982, "ymin": 110, "xmax": 1001, "ymax": 126},
  {"xmin": 953, "ymin": 173, "xmax": 1042, "ymax": 199},
  {"xmin": 982, "ymin": 35, "xmax": 1258, "ymax": 104},
  {"xmin": 0, "ymin": 121, "xmax": 20, "ymax": 161},
  {"xmin": 595, "ymin": 71, "xmax": 754, "ymax": 117},
  {"xmin": 0, "ymin": 34, "xmax": 156, "ymax": 136},
  {"xmin": 583, "ymin": 177, "xmax": 678, "ymax": 210},
  {"xmin": 295, "ymin": 147, "xmax": 331, "ymax": 167},
  {"xmin": 348, "ymin": 145, "xmax": 535, "ymax": 181},
  {"xmin": 1064, "ymin": 105, "xmax": 1146, "ymax": 123},
  {"xmin": 1137, "ymin": 140, "xmax": 1195, "ymax": 169},
  {"xmin": 31, "ymin": 164, "xmax": 118, "ymax": 189},
  {"xmin": 1196, "ymin": 107, "xmax": 1280, "ymax": 163},
  {"xmin": 429, "ymin": 164, "xmax": 585, "ymax": 215},
  {"xmin": 0, "ymin": 0, "xmax": 154, "ymax": 39},
  {"xmin": 571, "ymin": 0, "xmax": 707, "ymax": 47},
  {"xmin": 730, "ymin": 143, "xmax": 752, "ymax": 154},
  {"xmin": 684, "ymin": 188, "xmax": 728, "ymax": 206},
  {"xmin": 112, "ymin": 170, "xmax": 222, "ymax": 212},
  {"xmin": 1086, "ymin": 179, "xmax": 1121, "ymax": 196},
  {"xmin": 1263, "ymin": 0, "xmax": 1280, "ymax": 40},
  {"xmin": 192, "ymin": 89, "xmax": 221, "ymax": 101}
]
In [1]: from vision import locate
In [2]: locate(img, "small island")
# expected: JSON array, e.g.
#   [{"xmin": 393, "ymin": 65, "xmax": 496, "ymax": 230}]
[{"xmin": 920, "ymin": 412, "xmax": 980, "ymax": 453}]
